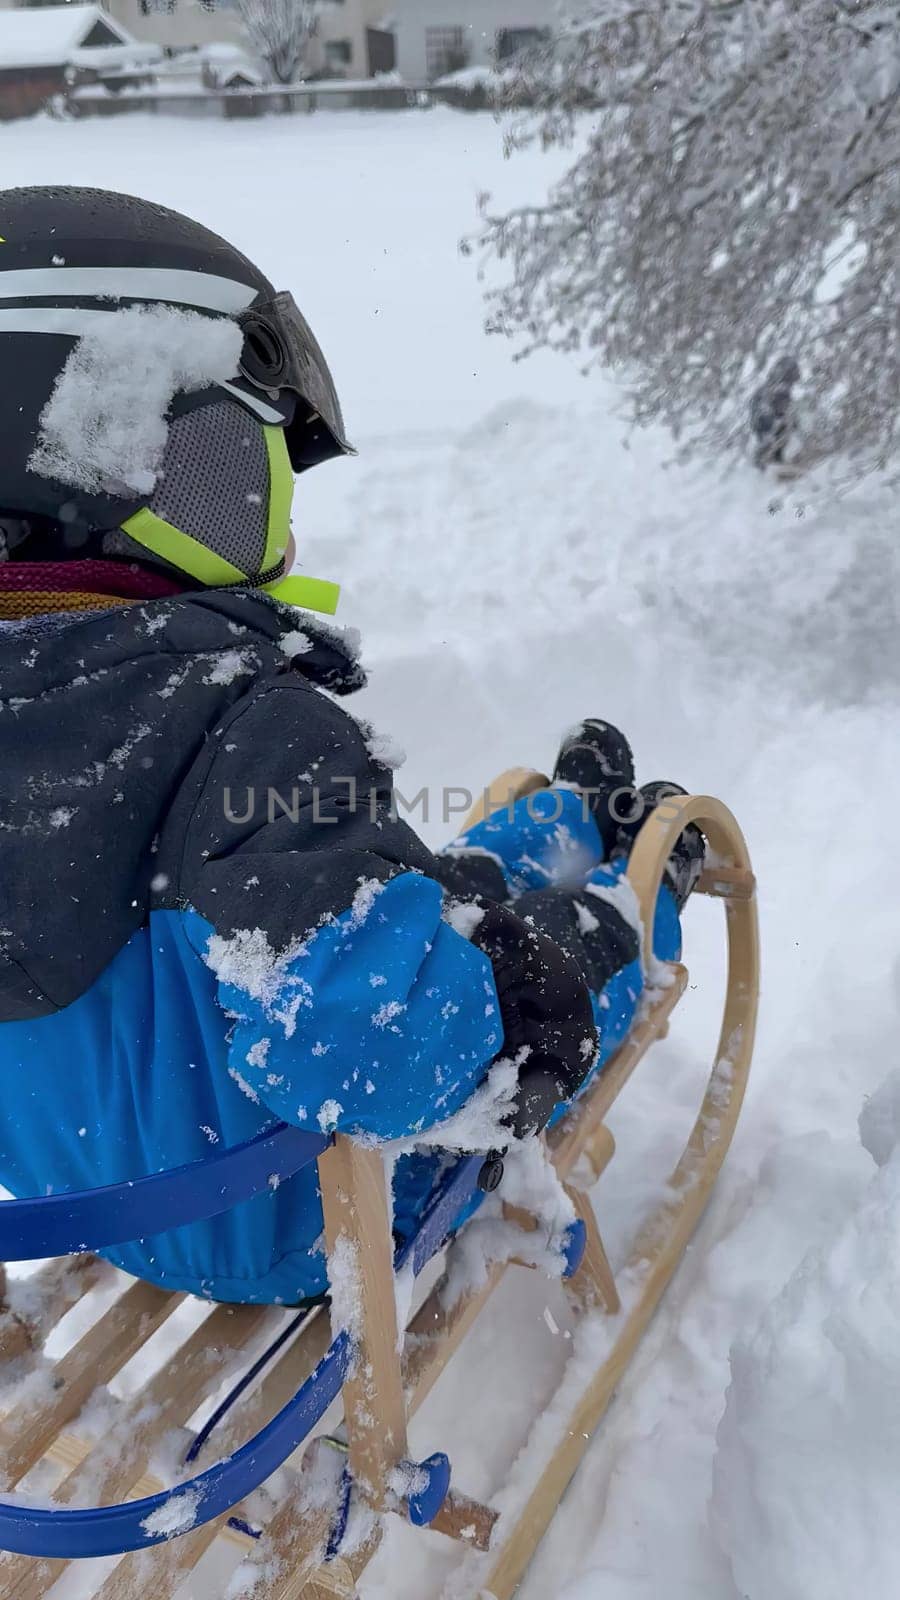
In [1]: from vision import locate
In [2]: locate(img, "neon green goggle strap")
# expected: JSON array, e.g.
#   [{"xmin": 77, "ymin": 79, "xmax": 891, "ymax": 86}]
[
  {"xmin": 120, "ymin": 423, "xmax": 340, "ymax": 616},
  {"xmin": 260, "ymin": 422, "xmax": 293, "ymax": 577},
  {"xmin": 262, "ymin": 574, "xmax": 341, "ymax": 615},
  {"xmin": 260, "ymin": 428, "xmax": 341, "ymax": 613}
]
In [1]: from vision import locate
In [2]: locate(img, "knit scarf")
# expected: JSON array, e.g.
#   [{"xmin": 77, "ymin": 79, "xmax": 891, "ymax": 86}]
[{"xmin": 0, "ymin": 559, "xmax": 186, "ymax": 620}]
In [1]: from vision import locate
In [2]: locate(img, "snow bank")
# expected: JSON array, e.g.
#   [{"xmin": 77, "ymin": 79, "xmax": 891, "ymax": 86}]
[
  {"xmin": 711, "ymin": 1085, "xmax": 900, "ymax": 1600},
  {"xmin": 29, "ymin": 304, "xmax": 241, "ymax": 496}
]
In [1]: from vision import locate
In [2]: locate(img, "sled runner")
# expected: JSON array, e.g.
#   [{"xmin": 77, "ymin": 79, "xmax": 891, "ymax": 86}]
[{"xmin": 0, "ymin": 777, "xmax": 758, "ymax": 1600}]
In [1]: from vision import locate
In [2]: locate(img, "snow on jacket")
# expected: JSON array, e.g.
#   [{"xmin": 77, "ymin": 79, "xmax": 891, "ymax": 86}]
[{"xmin": 0, "ymin": 591, "xmax": 678, "ymax": 1302}]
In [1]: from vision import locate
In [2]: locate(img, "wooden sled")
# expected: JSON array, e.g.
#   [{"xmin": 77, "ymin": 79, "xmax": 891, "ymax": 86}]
[{"xmin": 0, "ymin": 776, "xmax": 759, "ymax": 1600}]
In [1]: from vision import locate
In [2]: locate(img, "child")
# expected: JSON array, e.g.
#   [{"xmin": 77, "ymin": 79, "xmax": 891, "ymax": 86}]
[{"xmin": 0, "ymin": 187, "xmax": 702, "ymax": 1304}]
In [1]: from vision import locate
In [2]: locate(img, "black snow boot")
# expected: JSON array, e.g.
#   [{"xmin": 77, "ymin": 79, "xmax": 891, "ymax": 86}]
[
  {"xmin": 615, "ymin": 781, "xmax": 705, "ymax": 909},
  {"xmin": 553, "ymin": 718, "xmax": 638, "ymax": 857}
]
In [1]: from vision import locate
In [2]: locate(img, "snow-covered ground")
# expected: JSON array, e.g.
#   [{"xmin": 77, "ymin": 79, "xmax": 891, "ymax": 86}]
[{"xmin": 4, "ymin": 109, "xmax": 900, "ymax": 1598}]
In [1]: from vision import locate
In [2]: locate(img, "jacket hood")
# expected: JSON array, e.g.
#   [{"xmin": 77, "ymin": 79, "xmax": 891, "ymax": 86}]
[{"xmin": 0, "ymin": 589, "xmax": 366, "ymax": 703}]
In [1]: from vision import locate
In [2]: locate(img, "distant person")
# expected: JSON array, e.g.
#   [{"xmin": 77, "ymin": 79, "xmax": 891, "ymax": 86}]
[{"xmin": 750, "ymin": 356, "xmax": 800, "ymax": 467}]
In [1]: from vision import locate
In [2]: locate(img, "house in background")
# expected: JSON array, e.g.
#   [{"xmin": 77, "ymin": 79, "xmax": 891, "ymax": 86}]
[
  {"xmin": 306, "ymin": 0, "xmax": 396, "ymax": 79},
  {"xmin": 389, "ymin": 0, "xmax": 550, "ymax": 80},
  {"xmin": 0, "ymin": 3, "xmax": 156, "ymax": 118},
  {"xmin": 0, "ymin": 0, "xmax": 549, "ymax": 112},
  {"xmin": 102, "ymin": 0, "xmax": 394, "ymax": 79},
  {"xmin": 103, "ymin": 0, "xmax": 245, "ymax": 56}
]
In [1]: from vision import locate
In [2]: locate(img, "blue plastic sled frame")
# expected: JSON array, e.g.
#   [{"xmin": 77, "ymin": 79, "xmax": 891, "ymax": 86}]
[
  {"xmin": 0, "ymin": 1128, "xmax": 583, "ymax": 1559},
  {"xmin": 0, "ymin": 1121, "xmax": 334, "ymax": 1557}
]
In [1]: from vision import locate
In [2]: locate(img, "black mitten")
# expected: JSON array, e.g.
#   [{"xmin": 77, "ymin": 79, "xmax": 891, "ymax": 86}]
[
  {"xmin": 471, "ymin": 901, "xmax": 597, "ymax": 1138},
  {"xmin": 512, "ymin": 885, "xmax": 640, "ymax": 997}
]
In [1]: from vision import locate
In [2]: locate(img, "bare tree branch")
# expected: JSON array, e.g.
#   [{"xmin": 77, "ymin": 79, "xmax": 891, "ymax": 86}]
[{"xmin": 239, "ymin": 0, "xmax": 321, "ymax": 84}]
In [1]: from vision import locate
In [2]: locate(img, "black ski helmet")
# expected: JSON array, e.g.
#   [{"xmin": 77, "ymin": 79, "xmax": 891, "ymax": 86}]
[{"xmin": 0, "ymin": 186, "xmax": 352, "ymax": 597}]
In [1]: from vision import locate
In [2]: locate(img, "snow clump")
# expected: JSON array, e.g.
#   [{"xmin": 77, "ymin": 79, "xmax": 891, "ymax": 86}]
[{"xmin": 29, "ymin": 305, "xmax": 241, "ymax": 496}]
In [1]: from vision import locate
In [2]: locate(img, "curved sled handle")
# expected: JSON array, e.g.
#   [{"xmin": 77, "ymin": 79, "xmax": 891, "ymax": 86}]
[
  {"xmin": 625, "ymin": 792, "xmax": 755, "ymax": 959},
  {"xmin": 627, "ymin": 792, "xmax": 759, "ymax": 1118},
  {"xmin": 0, "ymin": 1121, "xmax": 330, "ymax": 1262},
  {"xmin": 627, "ymin": 789, "xmax": 760, "ymax": 1197}
]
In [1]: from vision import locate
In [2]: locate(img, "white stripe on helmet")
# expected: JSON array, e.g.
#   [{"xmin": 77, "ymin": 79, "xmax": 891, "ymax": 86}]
[
  {"xmin": 0, "ymin": 308, "xmax": 121, "ymax": 337},
  {"xmin": 219, "ymin": 381, "xmax": 286, "ymax": 424},
  {"xmin": 0, "ymin": 266, "xmax": 257, "ymax": 314}
]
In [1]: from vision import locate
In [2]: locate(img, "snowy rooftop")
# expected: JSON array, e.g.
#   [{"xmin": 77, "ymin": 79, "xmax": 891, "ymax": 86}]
[
  {"xmin": 433, "ymin": 65, "xmax": 503, "ymax": 90},
  {"xmin": 154, "ymin": 43, "xmax": 265, "ymax": 86},
  {"xmin": 0, "ymin": 4, "xmax": 134, "ymax": 70}
]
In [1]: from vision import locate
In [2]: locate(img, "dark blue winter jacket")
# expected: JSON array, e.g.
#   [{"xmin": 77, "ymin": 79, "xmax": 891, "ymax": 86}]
[{"xmin": 0, "ymin": 593, "xmax": 679, "ymax": 1302}]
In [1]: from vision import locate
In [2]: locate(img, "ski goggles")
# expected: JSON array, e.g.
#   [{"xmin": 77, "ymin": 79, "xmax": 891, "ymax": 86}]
[{"xmin": 234, "ymin": 291, "xmax": 354, "ymax": 472}]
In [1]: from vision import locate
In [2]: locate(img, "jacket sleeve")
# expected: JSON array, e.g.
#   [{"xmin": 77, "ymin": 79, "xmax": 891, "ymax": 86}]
[{"xmin": 177, "ymin": 675, "xmax": 502, "ymax": 1141}]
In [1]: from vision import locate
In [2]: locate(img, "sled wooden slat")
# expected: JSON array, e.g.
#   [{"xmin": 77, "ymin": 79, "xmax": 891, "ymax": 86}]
[
  {"xmin": 0, "ymin": 1280, "xmax": 180, "ymax": 1488},
  {"xmin": 93, "ymin": 1491, "xmax": 365, "ymax": 1600},
  {"xmin": 2, "ymin": 1304, "xmax": 271, "ymax": 1600},
  {"xmin": 222, "ymin": 1305, "xmax": 334, "ymax": 1451},
  {"xmin": 299, "ymin": 1564, "xmax": 361, "ymax": 1600},
  {"xmin": 0, "ymin": 772, "xmax": 758, "ymax": 1600},
  {"xmin": 93, "ymin": 1513, "xmax": 220, "ymax": 1600},
  {"xmin": 42, "ymin": 1312, "xmax": 323, "ymax": 1497},
  {"xmin": 50, "ymin": 1298, "xmax": 330, "ymax": 1480},
  {"xmin": 60, "ymin": 1302, "xmax": 268, "ymax": 1495},
  {"xmin": 299, "ymin": 1573, "xmax": 360, "ymax": 1600},
  {"xmin": 0, "ymin": 1256, "xmax": 107, "ymax": 1360},
  {"xmin": 429, "ymin": 1489, "xmax": 498, "ymax": 1551},
  {"xmin": 697, "ymin": 863, "xmax": 756, "ymax": 899},
  {"xmin": 87, "ymin": 1475, "xmax": 331, "ymax": 1600},
  {"xmin": 30, "ymin": 1300, "xmax": 367, "ymax": 1600},
  {"xmin": 96, "ymin": 1508, "xmax": 362, "ymax": 1600},
  {"xmin": 216, "ymin": 1486, "xmax": 366, "ymax": 1600},
  {"xmin": 563, "ymin": 1185, "xmax": 620, "ymax": 1314},
  {"xmin": 57, "ymin": 1303, "xmax": 342, "ymax": 1600}
]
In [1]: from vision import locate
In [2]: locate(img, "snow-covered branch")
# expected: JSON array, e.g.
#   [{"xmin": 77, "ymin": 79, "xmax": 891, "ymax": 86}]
[{"xmin": 480, "ymin": 0, "xmax": 900, "ymax": 477}]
